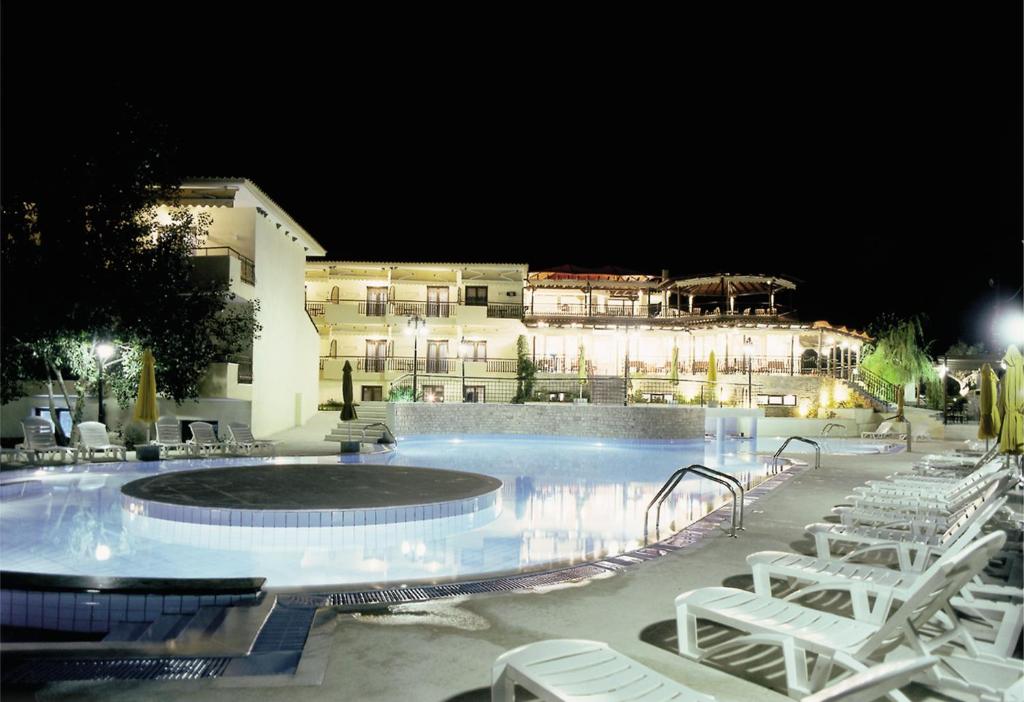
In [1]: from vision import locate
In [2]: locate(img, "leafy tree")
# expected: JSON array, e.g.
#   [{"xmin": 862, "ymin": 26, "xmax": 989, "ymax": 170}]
[
  {"xmin": 512, "ymin": 335, "xmax": 536, "ymax": 403},
  {"xmin": 860, "ymin": 316, "xmax": 937, "ymax": 420},
  {"xmin": 1, "ymin": 102, "xmax": 260, "ymax": 434}
]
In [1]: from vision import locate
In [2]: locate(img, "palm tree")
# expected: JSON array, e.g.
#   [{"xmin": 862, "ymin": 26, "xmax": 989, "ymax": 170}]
[{"xmin": 860, "ymin": 316, "xmax": 936, "ymax": 421}]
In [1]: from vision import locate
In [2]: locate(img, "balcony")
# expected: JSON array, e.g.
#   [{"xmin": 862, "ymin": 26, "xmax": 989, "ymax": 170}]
[
  {"xmin": 530, "ymin": 354, "xmax": 818, "ymax": 377},
  {"xmin": 193, "ymin": 247, "xmax": 256, "ymax": 298},
  {"xmin": 524, "ymin": 302, "xmax": 791, "ymax": 326},
  {"xmin": 306, "ymin": 299, "xmax": 524, "ymax": 326},
  {"xmin": 319, "ymin": 355, "xmax": 520, "ymax": 379}
]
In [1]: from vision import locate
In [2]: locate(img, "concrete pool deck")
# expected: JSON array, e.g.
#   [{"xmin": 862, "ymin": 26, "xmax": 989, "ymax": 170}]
[{"xmin": 20, "ymin": 438, "xmax": 1017, "ymax": 702}]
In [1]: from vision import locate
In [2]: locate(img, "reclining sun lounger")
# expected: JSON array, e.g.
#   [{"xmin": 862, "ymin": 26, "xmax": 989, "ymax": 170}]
[
  {"xmin": 152, "ymin": 415, "xmax": 191, "ymax": 457},
  {"xmin": 861, "ymin": 421, "xmax": 907, "ymax": 440},
  {"xmin": 491, "ymin": 640, "xmax": 942, "ymax": 702},
  {"xmin": 806, "ymin": 493, "xmax": 1007, "ymax": 570},
  {"xmin": 187, "ymin": 422, "xmax": 227, "ymax": 456},
  {"xmin": 747, "ymin": 533, "xmax": 1023, "ymax": 658},
  {"xmin": 677, "ymin": 532, "xmax": 1015, "ymax": 702},
  {"xmin": 17, "ymin": 417, "xmax": 77, "ymax": 464},
  {"xmin": 224, "ymin": 422, "xmax": 276, "ymax": 456},
  {"xmin": 76, "ymin": 421, "xmax": 127, "ymax": 461}
]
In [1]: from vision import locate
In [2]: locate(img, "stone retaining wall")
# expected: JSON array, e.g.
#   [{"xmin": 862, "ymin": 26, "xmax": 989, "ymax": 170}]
[{"xmin": 387, "ymin": 403, "xmax": 705, "ymax": 439}]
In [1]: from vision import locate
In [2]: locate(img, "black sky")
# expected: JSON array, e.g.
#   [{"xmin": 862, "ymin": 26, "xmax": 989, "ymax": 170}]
[{"xmin": 3, "ymin": 6, "xmax": 1021, "ymax": 351}]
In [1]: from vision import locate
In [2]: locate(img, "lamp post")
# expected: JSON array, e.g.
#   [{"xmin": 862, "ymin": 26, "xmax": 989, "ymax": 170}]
[
  {"xmin": 95, "ymin": 342, "xmax": 115, "ymax": 425},
  {"xmin": 406, "ymin": 314, "xmax": 428, "ymax": 402},
  {"xmin": 940, "ymin": 359, "xmax": 948, "ymax": 425},
  {"xmin": 742, "ymin": 336, "xmax": 754, "ymax": 408},
  {"xmin": 459, "ymin": 337, "xmax": 469, "ymax": 402}
]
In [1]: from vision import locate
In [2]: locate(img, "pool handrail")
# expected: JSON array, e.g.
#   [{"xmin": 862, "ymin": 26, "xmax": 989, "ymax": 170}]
[
  {"xmin": 644, "ymin": 464, "xmax": 743, "ymax": 543},
  {"xmin": 770, "ymin": 436, "xmax": 820, "ymax": 474},
  {"xmin": 361, "ymin": 422, "xmax": 398, "ymax": 446},
  {"xmin": 821, "ymin": 423, "xmax": 846, "ymax": 436}
]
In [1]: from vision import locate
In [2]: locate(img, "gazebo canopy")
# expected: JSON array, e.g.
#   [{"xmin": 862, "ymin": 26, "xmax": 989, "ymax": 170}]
[{"xmin": 664, "ymin": 274, "xmax": 798, "ymax": 297}]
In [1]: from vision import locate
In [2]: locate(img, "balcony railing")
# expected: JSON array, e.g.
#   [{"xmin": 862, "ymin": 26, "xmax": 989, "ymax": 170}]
[
  {"xmin": 525, "ymin": 302, "xmax": 786, "ymax": 320},
  {"xmin": 320, "ymin": 355, "xmax": 521, "ymax": 375},
  {"xmin": 531, "ymin": 354, "xmax": 819, "ymax": 377},
  {"xmin": 195, "ymin": 246, "xmax": 255, "ymax": 285},
  {"xmin": 306, "ymin": 301, "xmax": 326, "ymax": 317},
  {"xmin": 486, "ymin": 303, "xmax": 524, "ymax": 319}
]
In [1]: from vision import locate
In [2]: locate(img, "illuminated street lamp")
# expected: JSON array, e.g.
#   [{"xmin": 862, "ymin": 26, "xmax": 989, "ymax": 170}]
[
  {"xmin": 95, "ymin": 342, "xmax": 115, "ymax": 425},
  {"xmin": 405, "ymin": 314, "xmax": 428, "ymax": 401}
]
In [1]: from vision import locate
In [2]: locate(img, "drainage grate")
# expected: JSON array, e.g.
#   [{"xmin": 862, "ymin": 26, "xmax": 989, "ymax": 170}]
[
  {"xmin": 250, "ymin": 605, "xmax": 317, "ymax": 654},
  {"xmin": 2, "ymin": 656, "xmax": 231, "ymax": 684}
]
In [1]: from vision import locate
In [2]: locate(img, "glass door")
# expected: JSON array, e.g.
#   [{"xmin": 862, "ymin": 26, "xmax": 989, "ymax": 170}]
[
  {"xmin": 366, "ymin": 287, "xmax": 387, "ymax": 316},
  {"xmin": 426, "ymin": 340, "xmax": 448, "ymax": 373},
  {"xmin": 426, "ymin": 286, "xmax": 449, "ymax": 317},
  {"xmin": 365, "ymin": 339, "xmax": 387, "ymax": 372}
]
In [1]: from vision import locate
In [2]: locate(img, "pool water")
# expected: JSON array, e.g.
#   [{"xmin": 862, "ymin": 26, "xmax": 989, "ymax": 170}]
[{"xmin": 0, "ymin": 436, "xmax": 793, "ymax": 589}]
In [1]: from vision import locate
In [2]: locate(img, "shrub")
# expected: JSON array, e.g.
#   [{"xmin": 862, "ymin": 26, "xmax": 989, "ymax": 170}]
[{"xmin": 121, "ymin": 421, "xmax": 148, "ymax": 450}]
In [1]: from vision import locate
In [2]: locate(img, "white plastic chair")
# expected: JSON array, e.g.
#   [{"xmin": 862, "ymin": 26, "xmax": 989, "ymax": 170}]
[
  {"xmin": 676, "ymin": 532, "xmax": 1008, "ymax": 701},
  {"xmin": 224, "ymin": 422, "xmax": 276, "ymax": 456},
  {"xmin": 76, "ymin": 421, "xmax": 127, "ymax": 461},
  {"xmin": 152, "ymin": 415, "xmax": 191, "ymax": 457},
  {"xmin": 17, "ymin": 417, "xmax": 77, "ymax": 464},
  {"xmin": 491, "ymin": 639, "xmax": 715, "ymax": 702},
  {"xmin": 187, "ymin": 422, "xmax": 226, "ymax": 456}
]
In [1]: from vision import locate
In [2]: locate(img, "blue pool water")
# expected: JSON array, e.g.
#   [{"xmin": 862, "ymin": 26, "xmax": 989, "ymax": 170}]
[{"xmin": 0, "ymin": 436, "xmax": 798, "ymax": 588}]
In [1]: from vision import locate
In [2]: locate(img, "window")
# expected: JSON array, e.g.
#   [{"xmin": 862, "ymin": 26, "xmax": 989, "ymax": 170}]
[
  {"xmin": 463, "ymin": 340, "xmax": 487, "ymax": 362},
  {"xmin": 756, "ymin": 394, "xmax": 797, "ymax": 406},
  {"xmin": 464, "ymin": 385, "xmax": 486, "ymax": 403},
  {"xmin": 361, "ymin": 386, "xmax": 383, "ymax": 401},
  {"xmin": 465, "ymin": 286, "xmax": 488, "ymax": 306},
  {"xmin": 422, "ymin": 385, "xmax": 445, "ymax": 403}
]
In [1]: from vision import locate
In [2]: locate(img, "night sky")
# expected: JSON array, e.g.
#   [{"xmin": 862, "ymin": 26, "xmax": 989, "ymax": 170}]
[{"xmin": 3, "ymin": 6, "xmax": 1021, "ymax": 351}]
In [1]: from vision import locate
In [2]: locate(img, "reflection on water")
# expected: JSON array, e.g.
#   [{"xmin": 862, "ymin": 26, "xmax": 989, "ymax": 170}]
[{"xmin": 1, "ymin": 437, "xmax": 767, "ymax": 587}]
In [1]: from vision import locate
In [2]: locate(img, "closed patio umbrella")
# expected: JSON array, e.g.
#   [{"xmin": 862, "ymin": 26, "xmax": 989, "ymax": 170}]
[
  {"xmin": 577, "ymin": 344, "xmax": 587, "ymax": 399},
  {"xmin": 341, "ymin": 360, "xmax": 358, "ymax": 441},
  {"xmin": 707, "ymin": 350, "xmax": 717, "ymax": 406},
  {"xmin": 978, "ymin": 362, "xmax": 1000, "ymax": 451},
  {"xmin": 997, "ymin": 345, "xmax": 1023, "ymax": 456},
  {"xmin": 670, "ymin": 345, "xmax": 679, "ymax": 384},
  {"xmin": 132, "ymin": 349, "xmax": 159, "ymax": 441}
]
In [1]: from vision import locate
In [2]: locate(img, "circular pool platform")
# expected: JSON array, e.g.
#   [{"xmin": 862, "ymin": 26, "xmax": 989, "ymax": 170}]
[{"xmin": 120, "ymin": 464, "xmax": 502, "ymax": 528}]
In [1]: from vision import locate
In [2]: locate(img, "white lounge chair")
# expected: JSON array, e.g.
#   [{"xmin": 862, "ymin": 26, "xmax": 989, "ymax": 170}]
[
  {"xmin": 187, "ymin": 422, "xmax": 227, "ymax": 456},
  {"xmin": 152, "ymin": 415, "xmax": 191, "ymax": 457},
  {"xmin": 17, "ymin": 417, "xmax": 77, "ymax": 464},
  {"xmin": 491, "ymin": 639, "xmax": 715, "ymax": 702},
  {"xmin": 491, "ymin": 640, "xmax": 941, "ymax": 702},
  {"xmin": 677, "ymin": 532, "xmax": 1010, "ymax": 701},
  {"xmin": 807, "ymin": 493, "xmax": 1006, "ymax": 571},
  {"xmin": 861, "ymin": 421, "xmax": 907, "ymax": 440},
  {"xmin": 747, "ymin": 537, "xmax": 1023, "ymax": 658},
  {"xmin": 844, "ymin": 468, "xmax": 1012, "ymax": 518},
  {"xmin": 76, "ymin": 421, "xmax": 127, "ymax": 461},
  {"xmin": 224, "ymin": 422, "xmax": 276, "ymax": 456}
]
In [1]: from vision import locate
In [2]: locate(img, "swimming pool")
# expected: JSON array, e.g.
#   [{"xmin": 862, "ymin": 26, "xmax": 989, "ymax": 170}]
[{"xmin": 1, "ymin": 436, "xmax": 777, "ymax": 589}]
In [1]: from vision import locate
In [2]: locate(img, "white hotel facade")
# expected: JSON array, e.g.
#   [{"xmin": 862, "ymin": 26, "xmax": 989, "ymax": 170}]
[{"xmin": 0, "ymin": 181, "xmax": 882, "ymax": 441}]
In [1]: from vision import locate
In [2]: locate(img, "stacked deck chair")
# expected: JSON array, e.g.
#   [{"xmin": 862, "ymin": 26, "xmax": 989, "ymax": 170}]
[
  {"xmin": 152, "ymin": 415, "xmax": 191, "ymax": 458},
  {"xmin": 807, "ymin": 491, "xmax": 1007, "ymax": 569},
  {"xmin": 17, "ymin": 417, "xmax": 77, "ymax": 464},
  {"xmin": 187, "ymin": 422, "xmax": 227, "ymax": 457},
  {"xmin": 490, "ymin": 639, "xmax": 942, "ymax": 702},
  {"xmin": 861, "ymin": 421, "xmax": 907, "ymax": 440},
  {"xmin": 76, "ymin": 421, "xmax": 127, "ymax": 461},
  {"xmin": 842, "ymin": 466, "xmax": 1013, "ymax": 518},
  {"xmin": 677, "ymin": 532, "xmax": 1022, "ymax": 702},
  {"xmin": 224, "ymin": 422, "xmax": 276, "ymax": 456}
]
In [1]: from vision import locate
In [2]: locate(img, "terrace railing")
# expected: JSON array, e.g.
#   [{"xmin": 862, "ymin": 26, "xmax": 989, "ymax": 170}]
[
  {"xmin": 525, "ymin": 303, "xmax": 792, "ymax": 321},
  {"xmin": 194, "ymin": 246, "xmax": 256, "ymax": 285},
  {"xmin": 486, "ymin": 303, "xmax": 524, "ymax": 319}
]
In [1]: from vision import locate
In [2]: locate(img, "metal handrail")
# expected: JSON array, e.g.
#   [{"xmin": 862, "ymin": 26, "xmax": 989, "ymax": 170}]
[
  {"xmin": 644, "ymin": 464, "xmax": 742, "ymax": 544},
  {"xmin": 770, "ymin": 436, "xmax": 821, "ymax": 474},
  {"xmin": 361, "ymin": 422, "xmax": 397, "ymax": 446},
  {"xmin": 821, "ymin": 423, "xmax": 846, "ymax": 436}
]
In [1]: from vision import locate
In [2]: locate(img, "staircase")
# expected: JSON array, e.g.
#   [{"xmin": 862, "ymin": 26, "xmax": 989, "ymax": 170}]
[
  {"xmin": 324, "ymin": 401, "xmax": 391, "ymax": 444},
  {"xmin": 847, "ymin": 368, "xmax": 901, "ymax": 412},
  {"xmin": 589, "ymin": 376, "xmax": 626, "ymax": 405}
]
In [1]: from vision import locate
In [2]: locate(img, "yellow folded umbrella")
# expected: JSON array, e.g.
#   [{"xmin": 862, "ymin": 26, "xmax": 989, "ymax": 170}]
[
  {"xmin": 133, "ymin": 349, "xmax": 159, "ymax": 441},
  {"xmin": 997, "ymin": 345, "xmax": 1023, "ymax": 455}
]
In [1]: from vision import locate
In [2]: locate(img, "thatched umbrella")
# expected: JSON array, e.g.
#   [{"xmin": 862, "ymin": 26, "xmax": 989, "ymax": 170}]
[{"xmin": 978, "ymin": 362, "xmax": 1000, "ymax": 451}]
